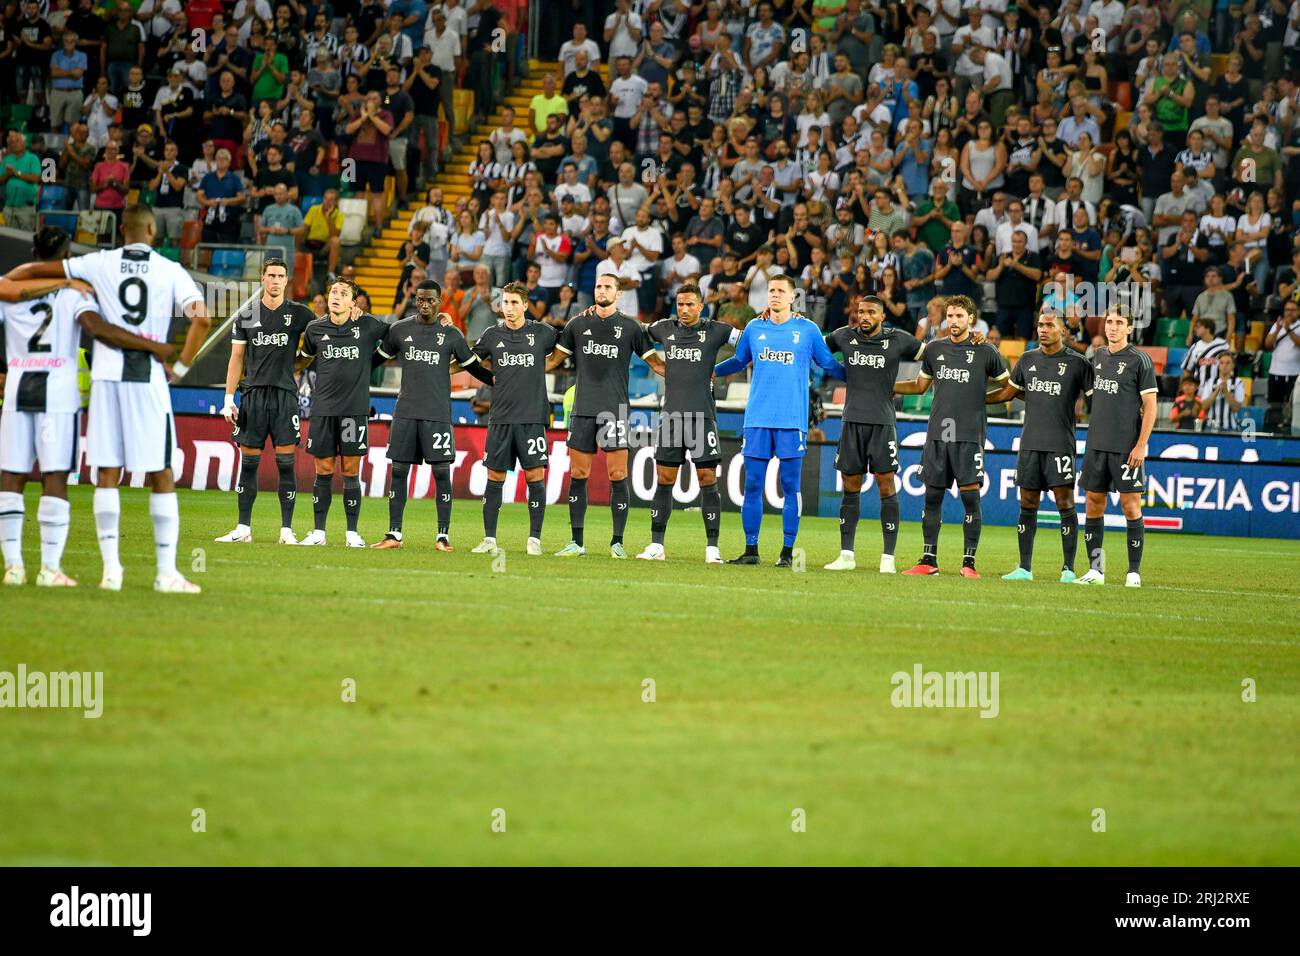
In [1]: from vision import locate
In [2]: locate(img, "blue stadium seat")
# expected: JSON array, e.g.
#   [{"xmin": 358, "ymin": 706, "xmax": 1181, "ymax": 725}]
[
  {"xmin": 40, "ymin": 211, "xmax": 78, "ymax": 234},
  {"xmin": 1166, "ymin": 347, "xmax": 1188, "ymax": 371},
  {"xmin": 210, "ymin": 249, "xmax": 246, "ymax": 278},
  {"xmin": 301, "ymin": 196, "xmax": 323, "ymax": 214},
  {"xmin": 37, "ymin": 185, "xmax": 65, "ymax": 211}
]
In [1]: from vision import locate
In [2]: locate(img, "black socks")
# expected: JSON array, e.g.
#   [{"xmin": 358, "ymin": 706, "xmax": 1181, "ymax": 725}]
[
  {"xmin": 527, "ymin": 479, "xmax": 546, "ymax": 539},
  {"xmin": 275, "ymin": 453, "xmax": 296, "ymax": 527},
  {"xmin": 343, "ymin": 476, "xmax": 361, "ymax": 533},
  {"xmin": 701, "ymin": 482, "xmax": 721, "ymax": 547},
  {"xmin": 389, "ymin": 463, "xmax": 410, "ymax": 533},
  {"xmin": 920, "ymin": 485, "xmax": 943, "ymax": 565},
  {"xmin": 880, "ymin": 492, "xmax": 900, "ymax": 556},
  {"xmin": 650, "ymin": 482, "xmax": 673, "ymax": 546},
  {"xmin": 960, "ymin": 488, "xmax": 981, "ymax": 568},
  {"xmin": 237, "ymin": 454, "xmax": 260, "ymax": 526},
  {"xmin": 483, "ymin": 478, "xmax": 504, "ymax": 538},
  {"xmin": 568, "ymin": 477, "xmax": 587, "ymax": 546},
  {"xmin": 610, "ymin": 478, "xmax": 629, "ymax": 546},
  {"xmin": 1017, "ymin": 507, "xmax": 1037, "ymax": 571},
  {"xmin": 312, "ymin": 474, "xmax": 332, "ymax": 532},
  {"xmin": 839, "ymin": 489, "xmax": 860, "ymax": 552}
]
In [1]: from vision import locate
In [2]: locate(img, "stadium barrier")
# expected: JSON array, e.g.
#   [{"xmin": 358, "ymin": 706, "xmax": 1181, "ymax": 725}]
[{"xmin": 60, "ymin": 416, "xmax": 1300, "ymax": 540}]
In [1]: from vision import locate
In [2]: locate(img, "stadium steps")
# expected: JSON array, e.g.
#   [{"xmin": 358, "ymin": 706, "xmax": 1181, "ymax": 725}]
[{"xmin": 351, "ymin": 61, "xmax": 562, "ymax": 306}]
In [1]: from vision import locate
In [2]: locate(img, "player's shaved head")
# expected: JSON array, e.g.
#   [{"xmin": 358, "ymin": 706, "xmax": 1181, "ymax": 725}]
[{"xmin": 121, "ymin": 204, "xmax": 156, "ymax": 243}]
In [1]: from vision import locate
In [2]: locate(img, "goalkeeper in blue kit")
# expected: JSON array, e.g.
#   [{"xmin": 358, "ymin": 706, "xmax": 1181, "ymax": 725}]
[{"xmin": 714, "ymin": 274, "xmax": 845, "ymax": 567}]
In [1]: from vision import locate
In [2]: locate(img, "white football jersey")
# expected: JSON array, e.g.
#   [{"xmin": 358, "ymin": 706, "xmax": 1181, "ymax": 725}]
[
  {"xmin": 63, "ymin": 243, "xmax": 204, "ymax": 384},
  {"xmin": 1, "ymin": 287, "xmax": 96, "ymax": 414}
]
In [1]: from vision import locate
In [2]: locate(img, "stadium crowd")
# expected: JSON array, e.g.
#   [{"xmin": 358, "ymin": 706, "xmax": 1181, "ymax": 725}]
[{"xmin": 1, "ymin": 0, "xmax": 1299, "ymax": 434}]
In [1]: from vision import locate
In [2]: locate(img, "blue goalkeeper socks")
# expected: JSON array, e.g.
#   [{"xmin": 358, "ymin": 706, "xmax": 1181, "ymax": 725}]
[
  {"xmin": 742, "ymin": 457, "xmax": 765, "ymax": 547},
  {"xmin": 779, "ymin": 455, "xmax": 802, "ymax": 548}
]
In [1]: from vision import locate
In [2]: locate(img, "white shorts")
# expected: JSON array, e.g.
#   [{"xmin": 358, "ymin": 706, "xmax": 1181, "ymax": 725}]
[
  {"xmin": 0, "ymin": 409, "xmax": 80, "ymax": 474},
  {"xmin": 87, "ymin": 380, "xmax": 177, "ymax": 474}
]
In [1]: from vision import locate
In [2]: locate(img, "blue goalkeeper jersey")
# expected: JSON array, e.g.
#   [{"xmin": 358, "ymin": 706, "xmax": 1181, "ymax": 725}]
[{"xmin": 723, "ymin": 316, "xmax": 844, "ymax": 432}]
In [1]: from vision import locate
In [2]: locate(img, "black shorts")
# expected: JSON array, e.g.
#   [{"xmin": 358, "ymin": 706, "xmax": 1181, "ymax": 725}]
[
  {"xmin": 568, "ymin": 413, "xmax": 629, "ymax": 453},
  {"xmin": 388, "ymin": 417, "xmax": 454, "ymax": 464},
  {"xmin": 306, "ymin": 414, "xmax": 370, "ymax": 458},
  {"xmin": 356, "ymin": 160, "xmax": 387, "ymax": 192},
  {"xmin": 1082, "ymin": 448, "xmax": 1146, "ymax": 494},
  {"xmin": 654, "ymin": 414, "xmax": 720, "ymax": 467},
  {"xmin": 1016, "ymin": 448, "xmax": 1077, "ymax": 491},
  {"xmin": 835, "ymin": 422, "xmax": 899, "ymax": 475},
  {"xmin": 484, "ymin": 422, "xmax": 548, "ymax": 471},
  {"xmin": 918, "ymin": 439, "xmax": 984, "ymax": 489},
  {"xmin": 234, "ymin": 386, "xmax": 300, "ymax": 449}
]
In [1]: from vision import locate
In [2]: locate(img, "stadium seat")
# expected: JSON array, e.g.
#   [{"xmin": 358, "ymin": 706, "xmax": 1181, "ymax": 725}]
[
  {"xmin": 37, "ymin": 185, "xmax": 65, "ymax": 211},
  {"xmin": 1139, "ymin": 346, "xmax": 1167, "ymax": 374},
  {"xmin": 1259, "ymin": 352, "xmax": 1272, "ymax": 376},
  {"xmin": 1112, "ymin": 81, "xmax": 1132, "ymax": 111},
  {"xmin": 1166, "ymin": 346, "xmax": 1187, "ymax": 370},
  {"xmin": 293, "ymin": 252, "xmax": 313, "ymax": 300},
  {"xmin": 301, "ymin": 195, "xmax": 324, "ymax": 215},
  {"xmin": 1245, "ymin": 336, "xmax": 1263, "ymax": 352},
  {"xmin": 242, "ymin": 249, "xmax": 266, "ymax": 279},
  {"xmin": 830, "ymin": 386, "xmax": 846, "ymax": 405},
  {"xmin": 39, "ymin": 211, "xmax": 78, "ymax": 234},
  {"xmin": 339, "ymin": 198, "xmax": 368, "ymax": 245},
  {"xmin": 1250, "ymin": 320, "xmax": 1266, "ymax": 339},
  {"xmin": 210, "ymin": 249, "xmax": 246, "ymax": 278},
  {"xmin": 323, "ymin": 143, "xmax": 341, "ymax": 175},
  {"xmin": 724, "ymin": 382, "xmax": 750, "ymax": 402},
  {"xmin": 158, "ymin": 243, "xmax": 181, "ymax": 262},
  {"xmin": 180, "ymin": 219, "xmax": 203, "ymax": 253},
  {"xmin": 1241, "ymin": 378, "xmax": 1254, "ymax": 404},
  {"xmin": 9, "ymin": 104, "xmax": 32, "ymax": 125},
  {"xmin": 999, "ymin": 338, "xmax": 1027, "ymax": 363}
]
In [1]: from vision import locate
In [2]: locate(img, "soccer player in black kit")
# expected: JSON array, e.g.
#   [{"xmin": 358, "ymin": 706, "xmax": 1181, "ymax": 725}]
[
  {"xmin": 637, "ymin": 283, "xmax": 740, "ymax": 564},
  {"xmin": 1074, "ymin": 308, "xmax": 1158, "ymax": 588},
  {"xmin": 216, "ymin": 257, "xmax": 318, "ymax": 545},
  {"xmin": 469, "ymin": 281, "xmax": 558, "ymax": 557},
  {"xmin": 372, "ymin": 280, "xmax": 491, "ymax": 551},
  {"xmin": 297, "ymin": 279, "xmax": 389, "ymax": 548},
  {"xmin": 896, "ymin": 295, "xmax": 1010, "ymax": 577},
  {"xmin": 822, "ymin": 295, "xmax": 925, "ymax": 574},
  {"xmin": 547, "ymin": 272, "xmax": 665, "ymax": 558},
  {"xmin": 985, "ymin": 310, "xmax": 1094, "ymax": 583}
]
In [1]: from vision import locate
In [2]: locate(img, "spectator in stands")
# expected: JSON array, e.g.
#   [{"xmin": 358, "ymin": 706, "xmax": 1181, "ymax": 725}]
[
  {"xmin": 90, "ymin": 139, "xmax": 130, "ymax": 213},
  {"xmin": 205, "ymin": 70, "xmax": 249, "ymax": 167},
  {"xmin": 59, "ymin": 122, "xmax": 96, "ymax": 211},
  {"xmin": 49, "ymin": 29, "xmax": 87, "ymax": 134},
  {"xmin": 345, "ymin": 90, "xmax": 393, "ymax": 232},
  {"xmin": 1200, "ymin": 352, "xmax": 1246, "ymax": 431},
  {"xmin": 129, "ymin": 124, "xmax": 161, "ymax": 187},
  {"xmin": 460, "ymin": 264, "xmax": 499, "ymax": 342},
  {"xmin": 196, "ymin": 147, "xmax": 246, "ymax": 243},
  {"xmin": 988, "ymin": 229, "xmax": 1044, "ymax": 340},
  {"xmin": 597, "ymin": 234, "xmax": 641, "ymax": 316},
  {"xmin": 1264, "ymin": 300, "xmax": 1300, "ymax": 432},
  {"xmin": 301, "ymin": 188, "xmax": 343, "ymax": 276},
  {"xmin": 450, "ymin": 207, "xmax": 486, "ymax": 284},
  {"xmin": 256, "ymin": 181, "xmax": 305, "ymax": 266},
  {"xmin": 146, "ymin": 138, "xmax": 187, "ymax": 245},
  {"xmin": 15, "ymin": 0, "xmax": 53, "ymax": 108},
  {"xmin": 1191, "ymin": 267, "xmax": 1237, "ymax": 343},
  {"xmin": 479, "ymin": 189, "xmax": 516, "ymax": 289},
  {"xmin": 251, "ymin": 143, "xmax": 297, "ymax": 231},
  {"xmin": 102, "ymin": 2, "xmax": 143, "ymax": 96},
  {"xmin": 0, "ymin": 129, "xmax": 41, "ymax": 232},
  {"xmin": 406, "ymin": 46, "xmax": 441, "ymax": 187},
  {"xmin": 1170, "ymin": 376, "xmax": 1203, "ymax": 429},
  {"xmin": 1182, "ymin": 317, "xmax": 1230, "ymax": 391},
  {"xmin": 154, "ymin": 65, "xmax": 198, "ymax": 150}
]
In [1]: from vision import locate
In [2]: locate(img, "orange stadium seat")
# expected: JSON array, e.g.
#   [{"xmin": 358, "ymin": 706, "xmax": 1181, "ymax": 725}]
[
  {"xmin": 1139, "ymin": 346, "xmax": 1168, "ymax": 374},
  {"xmin": 293, "ymin": 253, "xmax": 313, "ymax": 300}
]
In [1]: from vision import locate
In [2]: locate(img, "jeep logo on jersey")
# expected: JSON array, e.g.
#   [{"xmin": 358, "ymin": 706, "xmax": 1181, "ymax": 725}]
[
  {"xmin": 666, "ymin": 346, "xmax": 703, "ymax": 361},
  {"xmin": 405, "ymin": 346, "xmax": 442, "ymax": 364},
  {"xmin": 756, "ymin": 347, "xmax": 795, "ymax": 364},
  {"xmin": 582, "ymin": 341, "xmax": 620, "ymax": 358},
  {"xmin": 848, "ymin": 352, "xmax": 885, "ymax": 367},
  {"xmin": 322, "ymin": 344, "xmax": 361, "ymax": 360},
  {"xmin": 251, "ymin": 331, "xmax": 290, "ymax": 347}
]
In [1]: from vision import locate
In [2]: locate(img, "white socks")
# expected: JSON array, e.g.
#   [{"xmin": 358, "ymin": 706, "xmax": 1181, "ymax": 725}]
[
  {"xmin": 150, "ymin": 492, "xmax": 180, "ymax": 579},
  {"xmin": 38, "ymin": 496, "xmax": 70, "ymax": 571},
  {"xmin": 0, "ymin": 491, "xmax": 23, "ymax": 568},
  {"xmin": 94, "ymin": 487, "xmax": 121, "ymax": 572}
]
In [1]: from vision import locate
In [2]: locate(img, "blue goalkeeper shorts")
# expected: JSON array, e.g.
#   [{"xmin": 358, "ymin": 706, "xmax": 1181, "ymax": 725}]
[{"xmin": 742, "ymin": 427, "xmax": 807, "ymax": 460}]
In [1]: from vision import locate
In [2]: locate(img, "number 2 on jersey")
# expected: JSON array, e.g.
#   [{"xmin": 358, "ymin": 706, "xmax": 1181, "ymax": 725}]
[{"xmin": 26, "ymin": 302, "xmax": 54, "ymax": 353}]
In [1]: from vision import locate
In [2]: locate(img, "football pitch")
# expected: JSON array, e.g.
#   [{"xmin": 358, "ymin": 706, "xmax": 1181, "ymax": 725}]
[{"xmin": 2, "ymin": 486, "xmax": 1298, "ymax": 866}]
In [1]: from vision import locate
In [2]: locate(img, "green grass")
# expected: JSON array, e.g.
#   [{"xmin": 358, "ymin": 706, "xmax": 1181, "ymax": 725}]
[{"xmin": 2, "ymin": 486, "xmax": 1298, "ymax": 865}]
